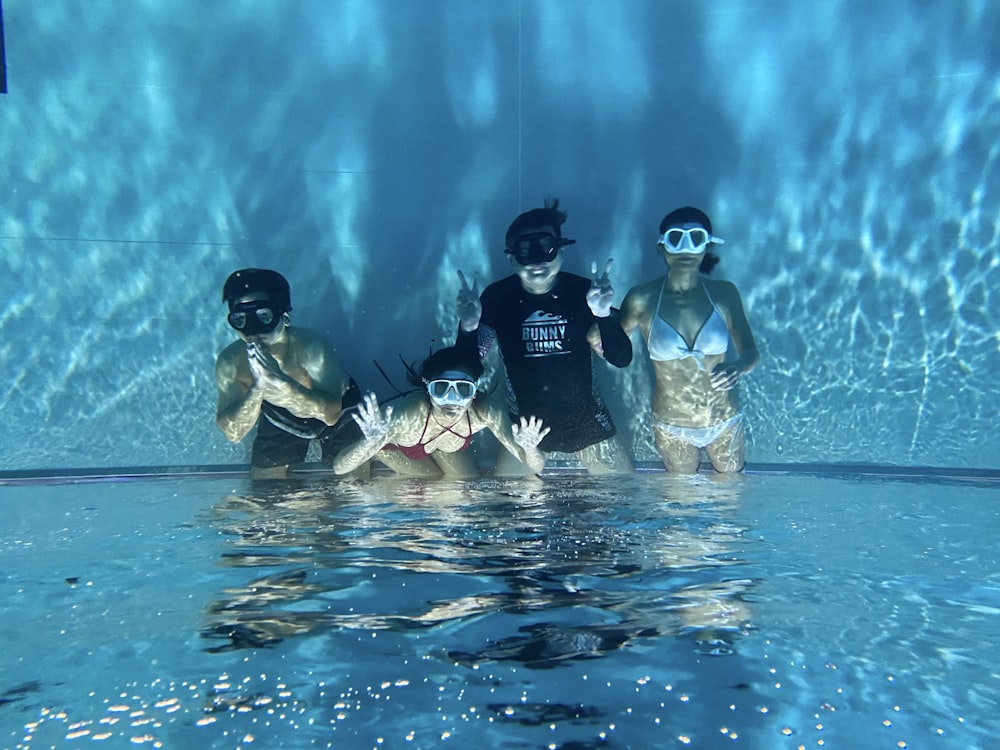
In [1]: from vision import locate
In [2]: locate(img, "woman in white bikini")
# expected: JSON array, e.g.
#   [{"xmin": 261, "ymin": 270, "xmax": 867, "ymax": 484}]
[{"xmin": 620, "ymin": 207, "xmax": 759, "ymax": 473}]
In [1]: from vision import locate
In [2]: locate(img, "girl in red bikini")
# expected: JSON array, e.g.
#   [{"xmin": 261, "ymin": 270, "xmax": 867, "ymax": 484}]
[{"xmin": 332, "ymin": 346, "xmax": 549, "ymax": 478}]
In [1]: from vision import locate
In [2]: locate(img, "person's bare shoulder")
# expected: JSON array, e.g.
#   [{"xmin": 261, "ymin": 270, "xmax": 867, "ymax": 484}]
[
  {"xmin": 622, "ymin": 277, "xmax": 663, "ymax": 320},
  {"xmin": 703, "ymin": 278, "xmax": 741, "ymax": 306},
  {"xmin": 287, "ymin": 326, "xmax": 341, "ymax": 367},
  {"xmin": 631, "ymin": 276, "xmax": 663, "ymax": 300},
  {"xmin": 287, "ymin": 326, "xmax": 335, "ymax": 352},
  {"xmin": 216, "ymin": 339, "xmax": 249, "ymax": 375},
  {"xmin": 470, "ymin": 399, "xmax": 503, "ymax": 427}
]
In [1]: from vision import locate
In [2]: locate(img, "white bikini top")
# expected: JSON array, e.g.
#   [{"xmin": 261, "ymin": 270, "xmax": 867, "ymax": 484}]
[{"xmin": 647, "ymin": 278, "xmax": 730, "ymax": 369}]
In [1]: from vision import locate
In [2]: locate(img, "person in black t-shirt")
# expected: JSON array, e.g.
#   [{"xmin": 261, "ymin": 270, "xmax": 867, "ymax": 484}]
[{"xmin": 455, "ymin": 199, "xmax": 633, "ymax": 475}]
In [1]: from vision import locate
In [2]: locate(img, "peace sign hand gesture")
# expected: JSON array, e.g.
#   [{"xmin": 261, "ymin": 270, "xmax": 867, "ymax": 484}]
[
  {"xmin": 586, "ymin": 258, "xmax": 616, "ymax": 318},
  {"xmin": 456, "ymin": 269, "xmax": 483, "ymax": 332}
]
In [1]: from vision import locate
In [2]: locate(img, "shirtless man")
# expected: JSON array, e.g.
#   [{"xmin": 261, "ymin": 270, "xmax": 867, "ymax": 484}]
[{"xmin": 214, "ymin": 268, "xmax": 363, "ymax": 478}]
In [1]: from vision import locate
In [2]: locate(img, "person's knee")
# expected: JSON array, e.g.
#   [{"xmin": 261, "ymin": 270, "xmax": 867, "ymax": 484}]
[
  {"xmin": 709, "ymin": 453, "xmax": 744, "ymax": 473},
  {"xmin": 707, "ymin": 436, "xmax": 745, "ymax": 474}
]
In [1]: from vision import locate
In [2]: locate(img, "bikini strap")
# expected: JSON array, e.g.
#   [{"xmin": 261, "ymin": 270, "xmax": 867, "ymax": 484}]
[
  {"xmin": 415, "ymin": 408, "xmax": 433, "ymax": 446},
  {"xmin": 653, "ymin": 276, "xmax": 668, "ymax": 319}
]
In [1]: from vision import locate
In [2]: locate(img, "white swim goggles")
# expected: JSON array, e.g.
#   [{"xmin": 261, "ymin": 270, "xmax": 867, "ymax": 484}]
[
  {"xmin": 425, "ymin": 377, "xmax": 478, "ymax": 406},
  {"xmin": 659, "ymin": 226, "xmax": 725, "ymax": 254}
]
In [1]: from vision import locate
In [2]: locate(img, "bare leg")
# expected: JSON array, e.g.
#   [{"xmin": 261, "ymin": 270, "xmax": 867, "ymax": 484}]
[
  {"xmin": 653, "ymin": 423, "xmax": 701, "ymax": 474},
  {"xmin": 705, "ymin": 418, "xmax": 746, "ymax": 473},
  {"xmin": 576, "ymin": 435, "xmax": 633, "ymax": 474}
]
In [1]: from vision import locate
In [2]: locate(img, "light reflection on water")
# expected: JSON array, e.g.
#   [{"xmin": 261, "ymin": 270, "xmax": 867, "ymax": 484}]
[
  {"xmin": 2, "ymin": 1, "xmax": 999, "ymax": 471},
  {"xmin": 1, "ymin": 472, "xmax": 997, "ymax": 749}
]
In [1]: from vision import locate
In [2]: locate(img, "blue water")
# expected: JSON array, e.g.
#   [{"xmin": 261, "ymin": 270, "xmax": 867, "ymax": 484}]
[
  {"xmin": 2, "ymin": 472, "xmax": 997, "ymax": 748},
  {"xmin": 0, "ymin": 1, "xmax": 998, "ymax": 471}
]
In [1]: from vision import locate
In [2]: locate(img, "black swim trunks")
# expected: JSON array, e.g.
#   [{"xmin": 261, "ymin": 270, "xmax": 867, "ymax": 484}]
[{"xmin": 250, "ymin": 378, "xmax": 364, "ymax": 468}]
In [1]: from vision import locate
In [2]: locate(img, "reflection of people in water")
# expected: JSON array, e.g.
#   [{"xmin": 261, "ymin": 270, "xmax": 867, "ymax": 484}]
[
  {"xmin": 333, "ymin": 346, "xmax": 549, "ymax": 478},
  {"xmin": 202, "ymin": 476, "xmax": 754, "ymax": 664},
  {"xmin": 455, "ymin": 198, "xmax": 633, "ymax": 475},
  {"xmin": 621, "ymin": 208, "xmax": 759, "ymax": 473},
  {"xmin": 214, "ymin": 268, "xmax": 365, "ymax": 479}
]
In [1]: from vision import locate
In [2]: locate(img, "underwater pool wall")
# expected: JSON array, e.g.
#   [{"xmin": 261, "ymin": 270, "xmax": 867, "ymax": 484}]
[{"xmin": 0, "ymin": 0, "xmax": 997, "ymax": 471}]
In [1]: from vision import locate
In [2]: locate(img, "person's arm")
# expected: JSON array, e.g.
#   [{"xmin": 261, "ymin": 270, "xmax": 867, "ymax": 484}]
[
  {"xmin": 332, "ymin": 393, "xmax": 394, "ymax": 474},
  {"xmin": 250, "ymin": 334, "xmax": 345, "ymax": 425},
  {"xmin": 455, "ymin": 270, "xmax": 498, "ymax": 358},
  {"xmin": 215, "ymin": 345, "xmax": 264, "ymax": 442},
  {"xmin": 723, "ymin": 283, "xmax": 759, "ymax": 374},
  {"xmin": 585, "ymin": 259, "xmax": 632, "ymax": 367},
  {"xmin": 595, "ymin": 311, "xmax": 633, "ymax": 367},
  {"xmin": 481, "ymin": 404, "xmax": 549, "ymax": 475},
  {"xmin": 710, "ymin": 282, "xmax": 760, "ymax": 391},
  {"xmin": 618, "ymin": 287, "xmax": 643, "ymax": 337}
]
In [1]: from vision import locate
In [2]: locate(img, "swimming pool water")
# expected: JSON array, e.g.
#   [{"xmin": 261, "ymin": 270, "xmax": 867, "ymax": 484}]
[{"xmin": 1, "ymin": 471, "xmax": 997, "ymax": 749}]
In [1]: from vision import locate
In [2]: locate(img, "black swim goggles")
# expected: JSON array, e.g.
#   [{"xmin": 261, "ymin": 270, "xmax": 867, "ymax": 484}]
[
  {"xmin": 505, "ymin": 231, "xmax": 576, "ymax": 266},
  {"xmin": 227, "ymin": 301, "xmax": 283, "ymax": 335}
]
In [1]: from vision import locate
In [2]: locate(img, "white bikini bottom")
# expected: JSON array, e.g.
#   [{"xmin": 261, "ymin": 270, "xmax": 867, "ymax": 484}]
[{"xmin": 654, "ymin": 413, "xmax": 743, "ymax": 449}]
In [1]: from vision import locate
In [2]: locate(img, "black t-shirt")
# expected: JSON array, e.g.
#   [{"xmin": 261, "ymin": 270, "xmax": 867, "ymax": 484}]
[{"xmin": 458, "ymin": 272, "xmax": 629, "ymax": 453}]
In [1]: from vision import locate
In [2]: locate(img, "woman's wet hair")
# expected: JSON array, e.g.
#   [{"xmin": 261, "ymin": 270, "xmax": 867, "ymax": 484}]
[
  {"xmin": 659, "ymin": 206, "xmax": 720, "ymax": 274},
  {"xmin": 505, "ymin": 196, "xmax": 568, "ymax": 248},
  {"xmin": 406, "ymin": 346, "xmax": 485, "ymax": 387}
]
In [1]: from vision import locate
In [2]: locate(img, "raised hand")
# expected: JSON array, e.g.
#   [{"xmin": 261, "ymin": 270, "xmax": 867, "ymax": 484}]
[
  {"xmin": 512, "ymin": 415, "xmax": 550, "ymax": 451},
  {"xmin": 246, "ymin": 342, "xmax": 290, "ymax": 399},
  {"xmin": 351, "ymin": 392, "xmax": 393, "ymax": 442},
  {"xmin": 710, "ymin": 363, "xmax": 741, "ymax": 391},
  {"xmin": 586, "ymin": 258, "xmax": 615, "ymax": 318},
  {"xmin": 456, "ymin": 269, "xmax": 482, "ymax": 332}
]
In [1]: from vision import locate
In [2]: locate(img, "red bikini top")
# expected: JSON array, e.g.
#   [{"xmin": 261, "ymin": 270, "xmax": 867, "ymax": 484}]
[{"xmin": 384, "ymin": 410, "xmax": 473, "ymax": 460}]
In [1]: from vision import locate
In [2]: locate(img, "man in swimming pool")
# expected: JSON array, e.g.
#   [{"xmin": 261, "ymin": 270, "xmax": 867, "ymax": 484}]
[
  {"xmin": 214, "ymin": 268, "xmax": 364, "ymax": 479},
  {"xmin": 455, "ymin": 198, "xmax": 633, "ymax": 475}
]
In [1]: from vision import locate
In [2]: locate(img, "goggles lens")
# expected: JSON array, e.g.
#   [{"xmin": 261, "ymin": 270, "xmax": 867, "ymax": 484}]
[
  {"xmin": 426, "ymin": 378, "xmax": 477, "ymax": 403},
  {"xmin": 228, "ymin": 303, "xmax": 280, "ymax": 334},
  {"xmin": 507, "ymin": 232, "xmax": 561, "ymax": 266},
  {"xmin": 660, "ymin": 227, "xmax": 725, "ymax": 254}
]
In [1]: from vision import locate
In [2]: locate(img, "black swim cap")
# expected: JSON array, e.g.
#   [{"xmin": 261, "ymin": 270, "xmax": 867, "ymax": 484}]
[
  {"xmin": 659, "ymin": 206, "xmax": 713, "ymax": 235},
  {"xmin": 222, "ymin": 269, "xmax": 292, "ymax": 312}
]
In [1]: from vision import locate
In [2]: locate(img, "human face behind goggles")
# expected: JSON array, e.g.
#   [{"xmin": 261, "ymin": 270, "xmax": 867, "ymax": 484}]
[
  {"xmin": 505, "ymin": 221, "xmax": 576, "ymax": 266},
  {"xmin": 228, "ymin": 301, "xmax": 281, "ymax": 335},
  {"xmin": 426, "ymin": 370, "xmax": 478, "ymax": 408},
  {"xmin": 507, "ymin": 231, "xmax": 562, "ymax": 265},
  {"xmin": 659, "ymin": 223, "xmax": 725, "ymax": 254}
]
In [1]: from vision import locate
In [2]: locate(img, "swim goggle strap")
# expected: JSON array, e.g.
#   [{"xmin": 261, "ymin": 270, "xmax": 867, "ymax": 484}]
[
  {"xmin": 659, "ymin": 227, "xmax": 725, "ymax": 254},
  {"xmin": 227, "ymin": 301, "xmax": 283, "ymax": 335},
  {"xmin": 505, "ymin": 231, "xmax": 577, "ymax": 266},
  {"xmin": 425, "ymin": 377, "xmax": 478, "ymax": 405}
]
